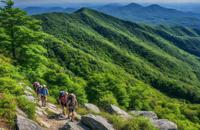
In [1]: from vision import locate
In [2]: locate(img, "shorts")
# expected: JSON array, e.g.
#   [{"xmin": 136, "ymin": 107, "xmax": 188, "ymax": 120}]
[
  {"xmin": 61, "ymin": 102, "xmax": 67, "ymax": 107},
  {"xmin": 41, "ymin": 95, "xmax": 47, "ymax": 100},
  {"xmin": 68, "ymin": 106, "xmax": 75, "ymax": 112}
]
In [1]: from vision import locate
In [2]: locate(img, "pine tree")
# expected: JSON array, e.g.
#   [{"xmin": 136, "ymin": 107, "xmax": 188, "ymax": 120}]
[{"xmin": 0, "ymin": 0, "xmax": 42, "ymax": 61}]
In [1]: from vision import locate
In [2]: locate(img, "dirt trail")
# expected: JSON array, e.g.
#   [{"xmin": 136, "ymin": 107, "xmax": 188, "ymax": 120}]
[{"xmin": 36, "ymin": 101, "xmax": 79, "ymax": 130}]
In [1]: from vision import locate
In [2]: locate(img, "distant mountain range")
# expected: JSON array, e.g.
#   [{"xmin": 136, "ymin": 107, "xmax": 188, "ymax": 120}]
[
  {"xmin": 23, "ymin": 7, "xmax": 76, "ymax": 14},
  {"xmin": 23, "ymin": 3, "xmax": 200, "ymax": 29},
  {"xmin": 97, "ymin": 3, "xmax": 200, "ymax": 29}
]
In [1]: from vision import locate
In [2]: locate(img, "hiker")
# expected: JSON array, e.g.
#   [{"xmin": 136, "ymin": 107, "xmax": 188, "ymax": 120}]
[
  {"xmin": 67, "ymin": 93, "xmax": 78, "ymax": 122},
  {"xmin": 33, "ymin": 82, "xmax": 41, "ymax": 99},
  {"xmin": 40, "ymin": 85, "xmax": 49, "ymax": 107},
  {"xmin": 58, "ymin": 91, "xmax": 68, "ymax": 115}
]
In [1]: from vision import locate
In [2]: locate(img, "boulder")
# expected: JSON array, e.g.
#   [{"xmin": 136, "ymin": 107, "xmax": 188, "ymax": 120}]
[
  {"xmin": 84, "ymin": 103, "xmax": 100, "ymax": 113},
  {"xmin": 130, "ymin": 111, "xmax": 158, "ymax": 119},
  {"xmin": 17, "ymin": 108, "xmax": 28, "ymax": 118},
  {"xmin": 151, "ymin": 119, "xmax": 178, "ymax": 130},
  {"xmin": 64, "ymin": 122, "xmax": 89, "ymax": 130},
  {"xmin": 107, "ymin": 104, "xmax": 131, "ymax": 118},
  {"xmin": 81, "ymin": 114, "xmax": 114, "ymax": 130},
  {"xmin": 16, "ymin": 115, "xmax": 42, "ymax": 130}
]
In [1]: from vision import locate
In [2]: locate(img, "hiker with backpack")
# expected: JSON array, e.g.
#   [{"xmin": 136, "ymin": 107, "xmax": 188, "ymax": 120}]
[
  {"xmin": 33, "ymin": 82, "xmax": 41, "ymax": 98},
  {"xmin": 40, "ymin": 85, "xmax": 49, "ymax": 107},
  {"xmin": 58, "ymin": 91, "xmax": 68, "ymax": 115},
  {"xmin": 67, "ymin": 93, "xmax": 78, "ymax": 122},
  {"xmin": 33, "ymin": 82, "xmax": 41, "ymax": 99}
]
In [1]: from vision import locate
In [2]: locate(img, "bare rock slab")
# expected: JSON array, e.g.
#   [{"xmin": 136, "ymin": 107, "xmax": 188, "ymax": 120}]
[
  {"xmin": 64, "ymin": 122, "xmax": 89, "ymax": 130},
  {"xmin": 81, "ymin": 114, "xmax": 114, "ymax": 130},
  {"xmin": 17, "ymin": 115, "xmax": 42, "ymax": 130},
  {"xmin": 84, "ymin": 103, "xmax": 100, "ymax": 113},
  {"xmin": 107, "ymin": 104, "xmax": 131, "ymax": 118},
  {"xmin": 130, "ymin": 111, "xmax": 158, "ymax": 119},
  {"xmin": 152, "ymin": 119, "xmax": 178, "ymax": 130}
]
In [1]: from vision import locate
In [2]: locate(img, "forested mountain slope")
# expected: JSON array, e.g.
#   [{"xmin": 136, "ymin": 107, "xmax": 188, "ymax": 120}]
[
  {"xmin": 33, "ymin": 8, "xmax": 200, "ymax": 129},
  {"xmin": 1, "ymin": 2, "xmax": 200, "ymax": 129},
  {"xmin": 35, "ymin": 8, "xmax": 200, "ymax": 103}
]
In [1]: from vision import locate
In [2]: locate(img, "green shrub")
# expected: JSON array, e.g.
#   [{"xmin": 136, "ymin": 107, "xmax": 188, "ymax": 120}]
[
  {"xmin": 122, "ymin": 117, "xmax": 158, "ymax": 130},
  {"xmin": 17, "ymin": 96, "xmax": 36, "ymax": 119},
  {"xmin": 0, "ymin": 93, "xmax": 16, "ymax": 126},
  {"xmin": 98, "ymin": 93, "xmax": 118, "ymax": 110}
]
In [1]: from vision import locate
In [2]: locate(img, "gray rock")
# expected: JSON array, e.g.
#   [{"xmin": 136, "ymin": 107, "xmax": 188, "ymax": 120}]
[
  {"xmin": 84, "ymin": 103, "xmax": 100, "ymax": 113},
  {"xmin": 17, "ymin": 115, "xmax": 42, "ymax": 130},
  {"xmin": 64, "ymin": 122, "xmax": 89, "ymax": 130},
  {"xmin": 81, "ymin": 114, "xmax": 114, "ymax": 130},
  {"xmin": 36, "ymin": 107, "xmax": 48, "ymax": 116},
  {"xmin": 17, "ymin": 108, "xmax": 28, "ymax": 118},
  {"xmin": 130, "ymin": 111, "xmax": 158, "ymax": 119},
  {"xmin": 152, "ymin": 119, "xmax": 178, "ymax": 130},
  {"xmin": 107, "ymin": 104, "xmax": 131, "ymax": 118},
  {"xmin": 25, "ymin": 95, "xmax": 36, "ymax": 102}
]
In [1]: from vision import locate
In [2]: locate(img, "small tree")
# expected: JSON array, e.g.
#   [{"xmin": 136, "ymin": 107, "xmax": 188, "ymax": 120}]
[{"xmin": 0, "ymin": 0, "xmax": 42, "ymax": 61}]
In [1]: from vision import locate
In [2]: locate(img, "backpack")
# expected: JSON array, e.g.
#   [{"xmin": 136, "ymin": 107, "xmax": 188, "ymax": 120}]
[
  {"xmin": 59, "ymin": 91, "xmax": 67, "ymax": 104},
  {"xmin": 67, "ymin": 94, "xmax": 76, "ymax": 107},
  {"xmin": 40, "ymin": 88, "xmax": 48, "ymax": 96}
]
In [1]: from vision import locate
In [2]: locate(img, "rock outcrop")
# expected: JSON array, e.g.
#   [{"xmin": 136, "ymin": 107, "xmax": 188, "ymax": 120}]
[
  {"xmin": 130, "ymin": 111, "xmax": 158, "ymax": 119},
  {"xmin": 106, "ymin": 104, "xmax": 131, "ymax": 118},
  {"xmin": 84, "ymin": 103, "xmax": 100, "ymax": 113},
  {"xmin": 16, "ymin": 115, "xmax": 42, "ymax": 130},
  {"xmin": 24, "ymin": 86, "xmax": 36, "ymax": 103},
  {"xmin": 151, "ymin": 119, "xmax": 178, "ymax": 130},
  {"xmin": 81, "ymin": 114, "xmax": 114, "ymax": 130},
  {"xmin": 64, "ymin": 122, "xmax": 90, "ymax": 130}
]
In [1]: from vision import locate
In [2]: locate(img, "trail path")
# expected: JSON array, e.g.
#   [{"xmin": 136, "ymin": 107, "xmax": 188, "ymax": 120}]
[
  {"xmin": 36, "ymin": 101, "xmax": 80, "ymax": 130},
  {"xmin": 24, "ymin": 86, "xmax": 82, "ymax": 130}
]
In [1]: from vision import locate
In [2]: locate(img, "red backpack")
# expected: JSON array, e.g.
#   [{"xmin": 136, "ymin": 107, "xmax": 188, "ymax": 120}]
[{"xmin": 59, "ymin": 91, "xmax": 67, "ymax": 104}]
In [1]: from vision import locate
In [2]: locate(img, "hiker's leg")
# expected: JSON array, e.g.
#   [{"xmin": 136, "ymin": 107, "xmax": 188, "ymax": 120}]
[
  {"xmin": 41, "ymin": 96, "xmax": 43, "ymax": 106},
  {"xmin": 44, "ymin": 96, "xmax": 47, "ymax": 107},
  {"xmin": 68, "ymin": 109, "xmax": 71, "ymax": 119},
  {"xmin": 71, "ymin": 111, "xmax": 75, "ymax": 122},
  {"xmin": 62, "ymin": 106, "xmax": 65, "ymax": 115}
]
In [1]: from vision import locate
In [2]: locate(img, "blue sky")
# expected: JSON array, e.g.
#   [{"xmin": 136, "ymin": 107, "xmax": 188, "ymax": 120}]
[{"xmin": 14, "ymin": 0, "xmax": 200, "ymax": 4}]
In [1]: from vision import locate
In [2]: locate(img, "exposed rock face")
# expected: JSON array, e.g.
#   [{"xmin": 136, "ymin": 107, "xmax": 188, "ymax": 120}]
[
  {"xmin": 151, "ymin": 119, "xmax": 178, "ymax": 130},
  {"xmin": 81, "ymin": 114, "xmax": 114, "ymax": 130},
  {"xmin": 84, "ymin": 103, "xmax": 100, "ymax": 113},
  {"xmin": 24, "ymin": 86, "xmax": 36, "ymax": 103},
  {"xmin": 47, "ymin": 103, "xmax": 62, "ymax": 114},
  {"xmin": 107, "ymin": 104, "xmax": 131, "ymax": 118},
  {"xmin": 16, "ymin": 115, "xmax": 42, "ymax": 130},
  {"xmin": 64, "ymin": 122, "xmax": 90, "ymax": 130},
  {"xmin": 130, "ymin": 111, "xmax": 158, "ymax": 119}
]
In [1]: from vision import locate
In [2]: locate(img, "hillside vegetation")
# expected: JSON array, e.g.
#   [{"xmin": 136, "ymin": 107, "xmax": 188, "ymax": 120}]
[{"xmin": 0, "ymin": 1, "xmax": 200, "ymax": 130}]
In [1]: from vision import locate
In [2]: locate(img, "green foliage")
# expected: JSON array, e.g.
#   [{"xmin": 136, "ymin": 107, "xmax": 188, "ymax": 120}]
[
  {"xmin": 0, "ymin": 93, "xmax": 16, "ymax": 126},
  {"xmin": 122, "ymin": 117, "xmax": 158, "ymax": 130},
  {"xmin": 17, "ymin": 96, "xmax": 36, "ymax": 119},
  {"xmin": 0, "ymin": 1, "xmax": 200, "ymax": 129}
]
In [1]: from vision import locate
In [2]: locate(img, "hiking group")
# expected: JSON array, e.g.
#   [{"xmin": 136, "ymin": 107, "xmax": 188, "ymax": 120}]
[{"xmin": 33, "ymin": 82, "xmax": 78, "ymax": 122}]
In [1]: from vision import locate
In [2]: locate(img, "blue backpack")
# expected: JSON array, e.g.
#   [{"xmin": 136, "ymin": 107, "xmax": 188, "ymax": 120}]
[{"xmin": 40, "ymin": 88, "xmax": 48, "ymax": 95}]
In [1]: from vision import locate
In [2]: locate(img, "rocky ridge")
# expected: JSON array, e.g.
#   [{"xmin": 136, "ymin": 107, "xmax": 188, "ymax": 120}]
[{"xmin": 16, "ymin": 86, "xmax": 178, "ymax": 130}]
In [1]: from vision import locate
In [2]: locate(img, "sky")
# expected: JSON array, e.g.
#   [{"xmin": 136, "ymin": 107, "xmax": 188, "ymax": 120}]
[{"xmin": 14, "ymin": 0, "xmax": 200, "ymax": 5}]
